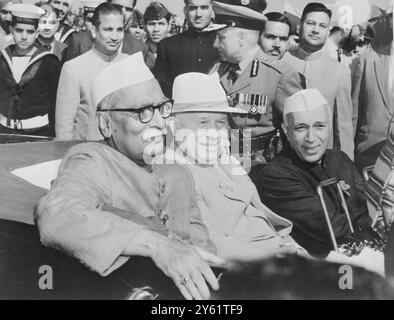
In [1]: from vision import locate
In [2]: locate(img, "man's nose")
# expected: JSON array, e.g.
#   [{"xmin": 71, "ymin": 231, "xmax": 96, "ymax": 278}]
[
  {"xmin": 273, "ymin": 37, "xmax": 280, "ymax": 47},
  {"xmin": 305, "ymin": 129, "xmax": 316, "ymax": 142},
  {"xmin": 195, "ymin": 7, "xmax": 202, "ymax": 16},
  {"xmin": 150, "ymin": 108, "xmax": 165, "ymax": 129},
  {"xmin": 110, "ymin": 31, "xmax": 121, "ymax": 41},
  {"xmin": 213, "ymin": 36, "xmax": 219, "ymax": 48}
]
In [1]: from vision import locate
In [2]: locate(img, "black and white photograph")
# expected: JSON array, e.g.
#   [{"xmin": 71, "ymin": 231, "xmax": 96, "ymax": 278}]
[{"xmin": 0, "ymin": 0, "xmax": 393, "ymax": 303}]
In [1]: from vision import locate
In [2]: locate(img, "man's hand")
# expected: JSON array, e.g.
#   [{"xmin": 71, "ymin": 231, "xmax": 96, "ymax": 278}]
[
  {"xmin": 123, "ymin": 229, "xmax": 224, "ymax": 300},
  {"xmin": 151, "ymin": 237, "xmax": 222, "ymax": 300}
]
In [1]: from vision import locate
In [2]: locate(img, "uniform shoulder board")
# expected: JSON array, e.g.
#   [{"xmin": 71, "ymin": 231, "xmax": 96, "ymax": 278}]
[{"xmin": 261, "ymin": 58, "xmax": 292, "ymax": 74}]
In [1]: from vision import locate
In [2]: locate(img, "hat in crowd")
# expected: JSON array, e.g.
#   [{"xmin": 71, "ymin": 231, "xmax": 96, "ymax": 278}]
[
  {"xmin": 144, "ymin": 1, "xmax": 170, "ymax": 22},
  {"xmin": 81, "ymin": 0, "xmax": 104, "ymax": 14},
  {"xmin": 283, "ymin": 89, "xmax": 329, "ymax": 119},
  {"xmin": 8, "ymin": 3, "xmax": 45, "ymax": 25},
  {"xmin": 172, "ymin": 72, "xmax": 247, "ymax": 114},
  {"xmin": 92, "ymin": 52, "xmax": 154, "ymax": 108},
  {"xmin": 36, "ymin": 3, "xmax": 58, "ymax": 18},
  {"xmin": 0, "ymin": 0, "xmax": 9, "ymax": 10},
  {"xmin": 1, "ymin": 0, "xmax": 21, "ymax": 11},
  {"xmin": 213, "ymin": 0, "xmax": 267, "ymax": 30},
  {"xmin": 131, "ymin": 9, "xmax": 144, "ymax": 27}
]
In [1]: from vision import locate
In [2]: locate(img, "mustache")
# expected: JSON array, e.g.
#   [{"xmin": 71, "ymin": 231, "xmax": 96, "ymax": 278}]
[{"xmin": 142, "ymin": 128, "xmax": 167, "ymax": 142}]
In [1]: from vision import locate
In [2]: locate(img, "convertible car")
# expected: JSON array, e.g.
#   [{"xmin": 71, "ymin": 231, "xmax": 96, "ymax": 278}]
[
  {"xmin": 0, "ymin": 135, "xmax": 183, "ymax": 300},
  {"xmin": 1, "ymin": 134, "xmax": 394, "ymax": 300}
]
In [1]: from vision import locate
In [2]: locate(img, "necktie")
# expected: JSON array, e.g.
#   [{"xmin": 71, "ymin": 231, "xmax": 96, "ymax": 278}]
[
  {"xmin": 337, "ymin": 49, "xmax": 342, "ymax": 63},
  {"xmin": 228, "ymin": 63, "xmax": 241, "ymax": 84}
]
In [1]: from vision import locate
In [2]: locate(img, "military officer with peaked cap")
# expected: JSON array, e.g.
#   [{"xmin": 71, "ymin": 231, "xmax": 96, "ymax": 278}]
[{"xmin": 210, "ymin": 0, "xmax": 305, "ymax": 166}]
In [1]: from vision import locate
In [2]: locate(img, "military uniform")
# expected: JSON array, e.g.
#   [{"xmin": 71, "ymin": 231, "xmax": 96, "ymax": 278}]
[
  {"xmin": 211, "ymin": 0, "xmax": 304, "ymax": 163},
  {"xmin": 211, "ymin": 47, "xmax": 304, "ymax": 161}
]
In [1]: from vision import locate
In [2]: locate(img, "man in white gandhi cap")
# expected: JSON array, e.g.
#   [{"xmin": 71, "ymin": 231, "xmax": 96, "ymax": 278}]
[
  {"xmin": 36, "ymin": 52, "xmax": 225, "ymax": 301},
  {"xmin": 254, "ymin": 89, "xmax": 378, "ymax": 259}
]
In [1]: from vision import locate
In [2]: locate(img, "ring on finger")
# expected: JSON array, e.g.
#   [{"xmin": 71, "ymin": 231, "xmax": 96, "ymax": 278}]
[{"xmin": 181, "ymin": 276, "xmax": 192, "ymax": 286}]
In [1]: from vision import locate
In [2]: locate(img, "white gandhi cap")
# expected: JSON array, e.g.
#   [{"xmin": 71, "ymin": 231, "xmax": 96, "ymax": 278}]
[
  {"xmin": 91, "ymin": 52, "xmax": 154, "ymax": 108},
  {"xmin": 283, "ymin": 89, "xmax": 329, "ymax": 119}
]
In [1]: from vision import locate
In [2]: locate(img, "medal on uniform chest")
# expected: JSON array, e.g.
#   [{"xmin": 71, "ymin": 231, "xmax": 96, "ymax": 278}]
[{"xmin": 235, "ymin": 93, "xmax": 268, "ymax": 116}]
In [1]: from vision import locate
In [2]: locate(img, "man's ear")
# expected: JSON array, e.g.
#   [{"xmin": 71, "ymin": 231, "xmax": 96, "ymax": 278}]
[
  {"xmin": 91, "ymin": 25, "xmax": 97, "ymax": 39},
  {"xmin": 98, "ymin": 112, "xmax": 113, "ymax": 139},
  {"xmin": 281, "ymin": 122, "xmax": 289, "ymax": 139}
]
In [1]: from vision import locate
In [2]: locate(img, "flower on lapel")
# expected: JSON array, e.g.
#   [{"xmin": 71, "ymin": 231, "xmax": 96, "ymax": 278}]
[{"xmin": 339, "ymin": 180, "xmax": 351, "ymax": 197}]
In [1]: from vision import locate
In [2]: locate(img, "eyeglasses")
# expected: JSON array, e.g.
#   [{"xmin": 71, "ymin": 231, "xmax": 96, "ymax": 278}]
[{"xmin": 99, "ymin": 99, "xmax": 173, "ymax": 123}]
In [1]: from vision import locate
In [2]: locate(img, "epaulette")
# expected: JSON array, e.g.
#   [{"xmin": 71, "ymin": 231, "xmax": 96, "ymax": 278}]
[{"xmin": 260, "ymin": 58, "xmax": 293, "ymax": 74}]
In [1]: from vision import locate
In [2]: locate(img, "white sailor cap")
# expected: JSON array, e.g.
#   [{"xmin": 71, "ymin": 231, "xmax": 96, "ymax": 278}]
[
  {"xmin": 92, "ymin": 52, "xmax": 155, "ymax": 108},
  {"xmin": 9, "ymin": 3, "xmax": 45, "ymax": 25},
  {"xmin": 81, "ymin": 0, "xmax": 104, "ymax": 14},
  {"xmin": 283, "ymin": 89, "xmax": 329, "ymax": 119}
]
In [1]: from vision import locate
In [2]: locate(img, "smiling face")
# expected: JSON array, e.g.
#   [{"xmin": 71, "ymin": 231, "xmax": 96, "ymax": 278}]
[
  {"xmin": 299, "ymin": 11, "xmax": 330, "ymax": 52},
  {"xmin": 51, "ymin": 0, "xmax": 71, "ymax": 22},
  {"xmin": 283, "ymin": 105, "xmax": 331, "ymax": 163},
  {"xmin": 184, "ymin": 0, "xmax": 212, "ymax": 31},
  {"xmin": 173, "ymin": 112, "xmax": 230, "ymax": 164},
  {"xmin": 92, "ymin": 13, "xmax": 124, "ymax": 56},
  {"xmin": 100, "ymin": 80, "xmax": 168, "ymax": 165},
  {"xmin": 260, "ymin": 21, "xmax": 290, "ymax": 59}
]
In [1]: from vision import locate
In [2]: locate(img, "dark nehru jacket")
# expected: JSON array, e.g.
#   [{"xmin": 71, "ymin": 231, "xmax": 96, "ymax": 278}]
[
  {"xmin": 255, "ymin": 147, "xmax": 372, "ymax": 256},
  {"xmin": 152, "ymin": 28, "xmax": 220, "ymax": 97}
]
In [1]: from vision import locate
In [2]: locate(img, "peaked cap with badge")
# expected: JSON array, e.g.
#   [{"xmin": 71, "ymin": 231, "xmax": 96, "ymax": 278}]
[{"xmin": 9, "ymin": 3, "xmax": 45, "ymax": 25}]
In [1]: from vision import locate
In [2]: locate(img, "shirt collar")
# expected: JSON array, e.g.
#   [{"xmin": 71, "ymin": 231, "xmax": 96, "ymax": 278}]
[
  {"xmin": 294, "ymin": 45, "xmax": 324, "ymax": 61},
  {"xmin": 92, "ymin": 46, "xmax": 120, "ymax": 62}
]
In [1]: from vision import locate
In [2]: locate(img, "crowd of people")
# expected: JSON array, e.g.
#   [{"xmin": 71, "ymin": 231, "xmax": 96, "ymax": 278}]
[{"xmin": 0, "ymin": 0, "xmax": 394, "ymax": 300}]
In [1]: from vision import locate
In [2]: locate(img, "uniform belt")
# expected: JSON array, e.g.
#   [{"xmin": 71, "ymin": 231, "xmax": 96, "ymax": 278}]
[{"xmin": 0, "ymin": 114, "xmax": 49, "ymax": 130}]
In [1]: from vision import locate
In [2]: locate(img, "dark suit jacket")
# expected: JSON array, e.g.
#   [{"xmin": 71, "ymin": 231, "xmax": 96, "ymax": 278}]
[
  {"xmin": 63, "ymin": 31, "xmax": 149, "ymax": 63},
  {"xmin": 255, "ymin": 147, "xmax": 372, "ymax": 256},
  {"xmin": 353, "ymin": 48, "xmax": 393, "ymax": 169},
  {"xmin": 152, "ymin": 28, "xmax": 220, "ymax": 97}
]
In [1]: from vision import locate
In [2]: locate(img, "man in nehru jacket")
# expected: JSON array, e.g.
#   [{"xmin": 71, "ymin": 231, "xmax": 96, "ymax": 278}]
[
  {"xmin": 282, "ymin": 3, "xmax": 354, "ymax": 160},
  {"xmin": 63, "ymin": 0, "xmax": 149, "ymax": 63},
  {"xmin": 256, "ymin": 89, "xmax": 375, "ymax": 257},
  {"xmin": 37, "ymin": 52, "xmax": 224, "ymax": 300},
  {"xmin": 153, "ymin": 0, "xmax": 220, "ymax": 98},
  {"xmin": 259, "ymin": 12, "xmax": 293, "ymax": 61},
  {"xmin": 55, "ymin": 2, "xmax": 128, "ymax": 140}
]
